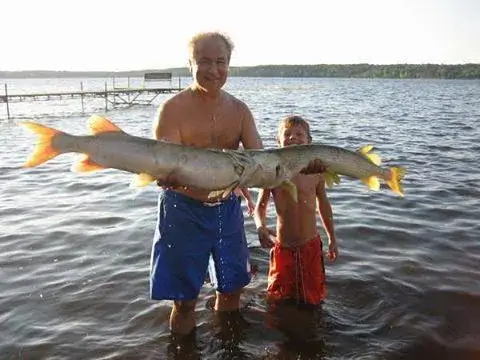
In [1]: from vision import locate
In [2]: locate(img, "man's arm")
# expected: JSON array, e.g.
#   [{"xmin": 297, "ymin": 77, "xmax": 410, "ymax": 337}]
[
  {"xmin": 152, "ymin": 102, "xmax": 182, "ymax": 187},
  {"xmin": 316, "ymin": 176, "xmax": 338, "ymax": 262},
  {"xmin": 152, "ymin": 102, "xmax": 181, "ymax": 143},
  {"xmin": 254, "ymin": 189, "xmax": 275, "ymax": 248},
  {"xmin": 239, "ymin": 103, "xmax": 263, "ymax": 150}
]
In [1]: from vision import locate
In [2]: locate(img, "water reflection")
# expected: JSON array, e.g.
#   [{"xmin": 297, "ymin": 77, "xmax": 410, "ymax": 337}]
[
  {"xmin": 264, "ymin": 300, "xmax": 328, "ymax": 359},
  {"xmin": 166, "ymin": 330, "xmax": 202, "ymax": 360}
]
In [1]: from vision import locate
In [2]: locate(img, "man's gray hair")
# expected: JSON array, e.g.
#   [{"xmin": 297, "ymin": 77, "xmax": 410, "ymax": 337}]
[{"xmin": 188, "ymin": 31, "xmax": 234, "ymax": 60}]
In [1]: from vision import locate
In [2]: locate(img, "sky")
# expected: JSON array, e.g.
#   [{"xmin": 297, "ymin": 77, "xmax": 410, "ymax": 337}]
[{"xmin": 2, "ymin": 0, "xmax": 479, "ymax": 71}]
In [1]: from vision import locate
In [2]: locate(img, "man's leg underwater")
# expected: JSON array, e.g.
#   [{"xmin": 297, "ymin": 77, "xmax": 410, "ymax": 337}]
[
  {"xmin": 215, "ymin": 289, "xmax": 243, "ymax": 311},
  {"xmin": 170, "ymin": 299, "xmax": 197, "ymax": 335}
]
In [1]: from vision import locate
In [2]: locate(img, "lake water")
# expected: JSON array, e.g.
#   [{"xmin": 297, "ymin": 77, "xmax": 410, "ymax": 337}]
[{"xmin": 1, "ymin": 76, "xmax": 479, "ymax": 359}]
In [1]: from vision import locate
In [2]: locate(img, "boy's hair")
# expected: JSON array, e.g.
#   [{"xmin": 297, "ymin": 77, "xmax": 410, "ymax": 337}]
[
  {"xmin": 278, "ymin": 115, "xmax": 313, "ymax": 143},
  {"xmin": 188, "ymin": 31, "xmax": 234, "ymax": 61}
]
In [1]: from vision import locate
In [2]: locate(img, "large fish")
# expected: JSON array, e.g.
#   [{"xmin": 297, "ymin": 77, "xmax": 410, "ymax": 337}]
[{"xmin": 20, "ymin": 114, "xmax": 405, "ymax": 200}]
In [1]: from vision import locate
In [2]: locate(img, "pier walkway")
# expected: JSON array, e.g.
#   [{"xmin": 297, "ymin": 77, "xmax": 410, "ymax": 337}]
[{"xmin": 1, "ymin": 72, "xmax": 182, "ymax": 119}]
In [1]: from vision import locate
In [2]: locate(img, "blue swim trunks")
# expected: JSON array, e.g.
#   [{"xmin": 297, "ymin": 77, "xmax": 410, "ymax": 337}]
[{"xmin": 150, "ymin": 190, "xmax": 251, "ymax": 301}]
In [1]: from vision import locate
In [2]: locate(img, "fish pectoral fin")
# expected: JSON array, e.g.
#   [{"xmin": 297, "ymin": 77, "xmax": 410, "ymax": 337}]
[
  {"xmin": 87, "ymin": 114, "xmax": 124, "ymax": 135},
  {"xmin": 386, "ymin": 167, "xmax": 406, "ymax": 197},
  {"xmin": 280, "ymin": 180, "xmax": 298, "ymax": 202},
  {"xmin": 361, "ymin": 176, "xmax": 380, "ymax": 191},
  {"xmin": 356, "ymin": 144, "xmax": 382, "ymax": 166},
  {"xmin": 207, "ymin": 182, "xmax": 239, "ymax": 200},
  {"xmin": 207, "ymin": 190, "xmax": 224, "ymax": 200},
  {"xmin": 323, "ymin": 170, "xmax": 341, "ymax": 188},
  {"xmin": 130, "ymin": 173, "xmax": 157, "ymax": 188},
  {"xmin": 71, "ymin": 155, "xmax": 106, "ymax": 173}
]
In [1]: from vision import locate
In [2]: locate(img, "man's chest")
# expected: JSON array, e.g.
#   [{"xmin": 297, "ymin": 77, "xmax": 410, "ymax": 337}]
[{"xmin": 178, "ymin": 111, "xmax": 242, "ymax": 149}]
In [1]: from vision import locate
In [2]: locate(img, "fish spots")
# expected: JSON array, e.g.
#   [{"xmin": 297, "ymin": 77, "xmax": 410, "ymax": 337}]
[
  {"xmin": 275, "ymin": 164, "xmax": 281, "ymax": 178},
  {"xmin": 179, "ymin": 154, "xmax": 188, "ymax": 165},
  {"xmin": 234, "ymin": 163, "xmax": 245, "ymax": 176}
]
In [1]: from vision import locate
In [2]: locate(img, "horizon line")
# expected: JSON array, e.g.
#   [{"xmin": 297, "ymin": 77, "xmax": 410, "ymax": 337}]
[{"xmin": 1, "ymin": 62, "xmax": 479, "ymax": 73}]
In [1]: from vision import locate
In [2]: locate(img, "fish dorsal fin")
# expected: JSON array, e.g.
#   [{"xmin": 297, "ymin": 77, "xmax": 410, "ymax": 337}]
[
  {"xmin": 357, "ymin": 145, "xmax": 374, "ymax": 155},
  {"xmin": 356, "ymin": 144, "xmax": 381, "ymax": 166},
  {"xmin": 87, "ymin": 114, "xmax": 124, "ymax": 135}
]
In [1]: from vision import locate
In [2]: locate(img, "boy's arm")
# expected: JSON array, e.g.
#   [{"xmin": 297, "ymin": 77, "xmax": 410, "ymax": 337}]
[
  {"xmin": 316, "ymin": 175, "xmax": 338, "ymax": 262},
  {"xmin": 254, "ymin": 189, "xmax": 276, "ymax": 248},
  {"xmin": 239, "ymin": 188, "xmax": 255, "ymax": 216}
]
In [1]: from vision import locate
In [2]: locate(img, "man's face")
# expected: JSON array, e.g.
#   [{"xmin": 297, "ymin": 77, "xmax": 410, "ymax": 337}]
[
  {"xmin": 189, "ymin": 37, "xmax": 230, "ymax": 93},
  {"xmin": 278, "ymin": 124, "xmax": 310, "ymax": 147}
]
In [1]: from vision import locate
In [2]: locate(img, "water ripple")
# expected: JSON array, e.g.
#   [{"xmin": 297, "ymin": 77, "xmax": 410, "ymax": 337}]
[{"xmin": 1, "ymin": 77, "xmax": 479, "ymax": 359}]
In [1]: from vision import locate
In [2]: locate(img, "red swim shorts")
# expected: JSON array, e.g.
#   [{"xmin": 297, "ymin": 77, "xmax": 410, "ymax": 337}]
[{"xmin": 267, "ymin": 235, "xmax": 326, "ymax": 305}]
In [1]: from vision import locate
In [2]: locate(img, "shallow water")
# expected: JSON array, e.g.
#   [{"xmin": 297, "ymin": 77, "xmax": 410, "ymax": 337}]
[{"xmin": 1, "ymin": 77, "xmax": 479, "ymax": 359}]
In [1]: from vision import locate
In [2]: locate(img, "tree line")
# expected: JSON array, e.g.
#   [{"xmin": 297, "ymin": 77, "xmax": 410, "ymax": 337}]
[
  {"xmin": 228, "ymin": 63, "xmax": 480, "ymax": 79},
  {"xmin": 1, "ymin": 64, "xmax": 479, "ymax": 79}
]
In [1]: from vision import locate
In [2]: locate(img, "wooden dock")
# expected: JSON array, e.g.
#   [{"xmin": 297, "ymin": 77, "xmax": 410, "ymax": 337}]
[{"xmin": 1, "ymin": 73, "xmax": 182, "ymax": 119}]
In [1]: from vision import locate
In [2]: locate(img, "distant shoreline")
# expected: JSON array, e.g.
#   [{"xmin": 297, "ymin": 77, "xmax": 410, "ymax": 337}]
[{"xmin": 1, "ymin": 64, "xmax": 479, "ymax": 79}]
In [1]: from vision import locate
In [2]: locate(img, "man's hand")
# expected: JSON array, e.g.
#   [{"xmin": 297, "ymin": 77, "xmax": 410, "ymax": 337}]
[
  {"xmin": 156, "ymin": 173, "xmax": 182, "ymax": 189},
  {"xmin": 300, "ymin": 159, "xmax": 327, "ymax": 174},
  {"xmin": 326, "ymin": 241, "xmax": 338, "ymax": 262},
  {"xmin": 257, "ymin": 226, "xmax": 276, "ymax": 248}
]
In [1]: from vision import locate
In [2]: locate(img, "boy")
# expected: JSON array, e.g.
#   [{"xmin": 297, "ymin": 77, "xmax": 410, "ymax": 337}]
[{"xmin": 254, "ymin": 115, "xmax": 338, "ymax": 306}]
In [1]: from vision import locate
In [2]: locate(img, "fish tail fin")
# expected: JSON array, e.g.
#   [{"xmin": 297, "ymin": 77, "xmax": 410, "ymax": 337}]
[
  {"xmin": 386, "ymin": 167, "xmax": 406, "ymax": 197},
  {"xmin": 20, "ymin": 121, "xmax": 64, "ymax": 167}
]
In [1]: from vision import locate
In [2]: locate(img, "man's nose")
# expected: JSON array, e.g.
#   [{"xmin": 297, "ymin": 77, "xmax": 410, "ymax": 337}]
[{"xmin": 207, "ymin": 62, "xmax": 219, "ymax": 75}]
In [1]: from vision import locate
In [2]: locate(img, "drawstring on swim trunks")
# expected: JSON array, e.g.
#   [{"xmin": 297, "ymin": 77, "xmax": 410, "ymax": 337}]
[{"xmin": 203, "ymin": 201, "xmax": 222, "ymax": 207}]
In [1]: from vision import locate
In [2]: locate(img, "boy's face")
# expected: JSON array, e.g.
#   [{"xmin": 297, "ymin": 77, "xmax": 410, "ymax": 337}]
[{"xmin": 278, "ymin": 124, "xmax": 310, "ymax": 147}]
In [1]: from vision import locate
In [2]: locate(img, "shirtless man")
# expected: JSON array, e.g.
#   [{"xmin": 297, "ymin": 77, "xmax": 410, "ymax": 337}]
[
  {"xmin": 150, "ymin": 32, "xmax": 263, "ymax": 336},
  {"xmin": 254, "ymin": 115, "xmax": 338, "ymax": 306}
]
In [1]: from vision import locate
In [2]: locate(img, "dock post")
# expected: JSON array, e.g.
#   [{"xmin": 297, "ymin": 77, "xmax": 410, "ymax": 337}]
[
  {"xmin": 80, "ymin": 82, "xmax": 85, "ymax": 113},
  {"xmin": 127, "ymin": 77, "xmax": 131, "ymax": 103},
  {"xmin": 5, "ymin": 84, "xmax": 11, "ymax": 120},
  {"xmin": 178, "ymin": 77, "xmax": 181, "ymax": 90},
  {"xmin": 104, "ymin": 82, "xmax": 108, "ymax": 112},
  {"xmin": 112, "ymin": 77, "xmax": 116, "ymax": 107}
]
